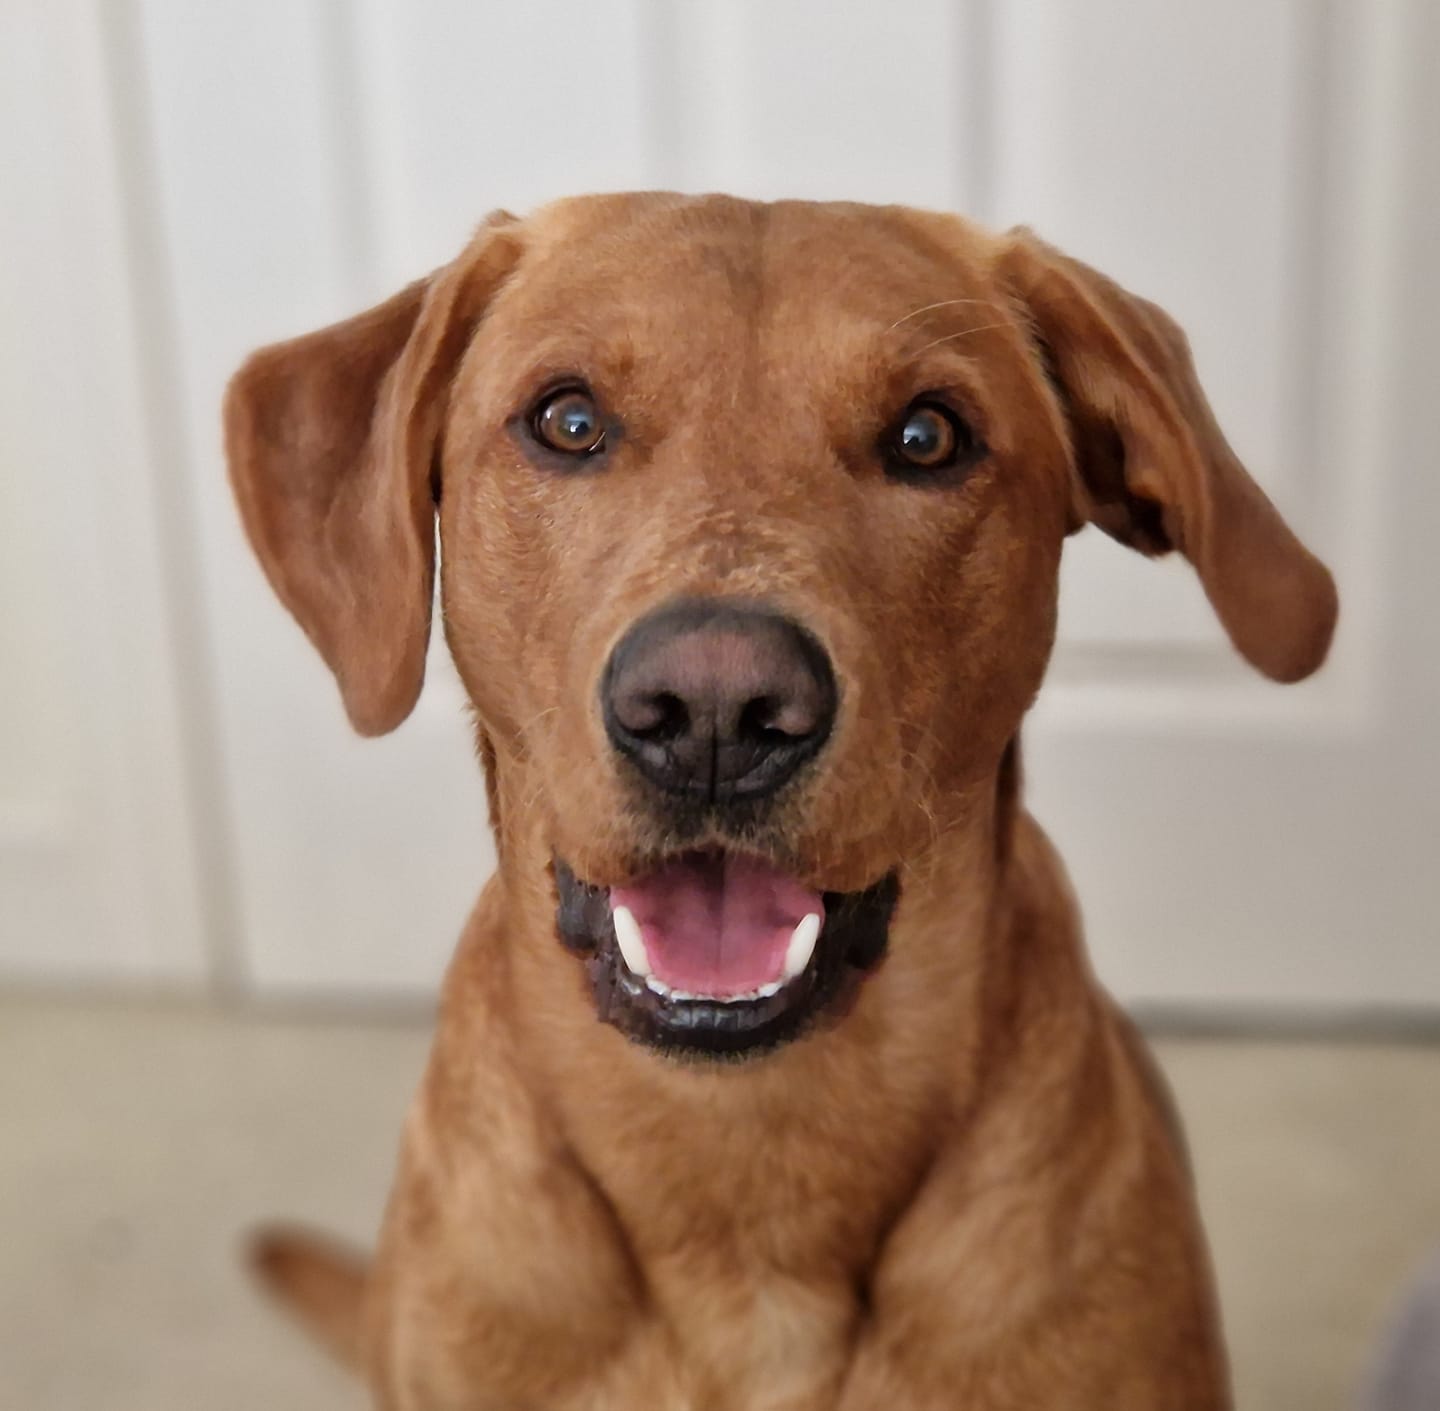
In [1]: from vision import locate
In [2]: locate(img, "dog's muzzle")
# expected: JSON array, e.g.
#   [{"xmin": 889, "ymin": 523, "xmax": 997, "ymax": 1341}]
[{"xmin": 555, "ymin": 598, "xmax": 891, "ymax": 1058}]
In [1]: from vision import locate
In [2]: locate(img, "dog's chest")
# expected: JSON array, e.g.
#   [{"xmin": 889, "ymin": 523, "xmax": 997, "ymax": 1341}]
[{"xmin": 626, "ymin": 1263, "xmax": 856, "ymax": 1411}]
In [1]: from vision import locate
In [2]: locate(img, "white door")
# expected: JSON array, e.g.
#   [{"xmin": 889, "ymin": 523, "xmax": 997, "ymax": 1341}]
[
  {"xmin": 119, "ymin": 0, "xmax": 1435, "ymax": 1006},
  {"xmin": 0, "ymin": 2, "xmax": 207, "ymax": 984}
]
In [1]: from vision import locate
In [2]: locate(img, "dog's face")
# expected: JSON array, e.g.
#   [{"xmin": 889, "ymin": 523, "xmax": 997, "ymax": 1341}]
[{"xmin": 226, "ymin": 193, "xmax": 1336, "ymax": 1059}]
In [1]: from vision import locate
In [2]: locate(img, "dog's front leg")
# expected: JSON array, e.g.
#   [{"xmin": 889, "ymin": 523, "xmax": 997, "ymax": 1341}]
[
  {"xmin": 834, "ymin": 1196, "xmax": 1230, "ymax": 1408},
  {"xmin": 832, "ymin": 1054, "xmax": 1230, "ymax": 1411}
]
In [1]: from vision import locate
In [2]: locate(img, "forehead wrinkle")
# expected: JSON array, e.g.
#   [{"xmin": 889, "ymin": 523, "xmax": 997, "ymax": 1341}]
[
  {"xmin": 500, "ymin": 249, "xmax": 765, "ymax": 396},
  {"xmin": 469, "ymin": 320, "xmax": 636, "ymax": 401},
  {"xmin": 752, "ymin": 301, "xmax": 1017, "ymax": 454},
  {"xmin": 754, "ymin": 298, "xmax": 1010, "ymax": 390}
]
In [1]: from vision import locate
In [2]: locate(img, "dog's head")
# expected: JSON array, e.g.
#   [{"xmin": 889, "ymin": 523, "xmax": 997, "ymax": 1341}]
[{"xmin": 226, "ymin": 194, "xmax": 1336, "ymax": 1059}]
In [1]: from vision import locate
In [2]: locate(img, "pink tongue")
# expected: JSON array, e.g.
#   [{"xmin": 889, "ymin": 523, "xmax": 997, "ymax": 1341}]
[{"xmin": 611, "ymin": 853, "xmax": 824, "ymax": 997}]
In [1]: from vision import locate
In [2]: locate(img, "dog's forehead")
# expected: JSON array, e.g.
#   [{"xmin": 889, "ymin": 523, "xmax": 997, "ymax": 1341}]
[{"xmin": 508, "ymin": 192, "xmax": 1000, "ymax": 333}]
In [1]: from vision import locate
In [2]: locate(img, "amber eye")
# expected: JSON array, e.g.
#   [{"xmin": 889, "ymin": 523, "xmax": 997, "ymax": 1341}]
[
  {"xmin": 890, "ymin": 400, "xmax": 974, "ymax": 475},
  {"xmin": 531, "ymin": 387, "xmax": 606, "ymax": 455}
]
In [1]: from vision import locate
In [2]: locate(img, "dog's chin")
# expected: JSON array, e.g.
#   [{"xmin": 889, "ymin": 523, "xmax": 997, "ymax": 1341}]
[{"xmin": 553, "ymin": 850, "xmax": 899, "ymax": 1061}]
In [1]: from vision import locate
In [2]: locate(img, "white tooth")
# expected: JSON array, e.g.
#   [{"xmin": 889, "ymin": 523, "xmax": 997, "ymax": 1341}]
[
  {"xmin": 611, "ymin": 905, "xmax": 652, "ymax": 979},
  {"xmin": 640, "ymin": 976, "xmax": 791, "ymax": 1005},
  {"xmin": 783, "ymin": 913, "xmax": 822, "ymax": 980}
]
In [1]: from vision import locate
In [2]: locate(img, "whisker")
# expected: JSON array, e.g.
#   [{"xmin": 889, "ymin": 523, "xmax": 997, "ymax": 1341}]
[
  {"xmin": 887, "ymin": 297, "xmax": 1008, "ymax": 331},
  {"xmin": 905, "ymin": 320, "xmax": 1016, "ymax": 360},
  {"xmin": 515, "ymin": 703, "xmax": 560, "ymax": 747}
]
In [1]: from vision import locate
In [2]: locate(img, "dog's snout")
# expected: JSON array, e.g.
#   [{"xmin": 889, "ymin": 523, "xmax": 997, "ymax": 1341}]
[{"xmin": 602, "ymin": 600, "xmax": 837, "ymax": 803}]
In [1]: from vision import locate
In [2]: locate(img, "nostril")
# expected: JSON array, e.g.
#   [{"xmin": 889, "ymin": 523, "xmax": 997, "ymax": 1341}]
[
  {"xmin": 619, "ymin": 690, "xmax": 690, "ymax": 742},
  {"xmin": 740, "ymin": 683, "xmax": 825, "ymax": 744},
  {"xmin": 645, "ymin": 692, "xmax": 689, "ymax": 742},
  {"xmin": 737, "ymin": 695, "xmax": 792, "ymax": 744}
]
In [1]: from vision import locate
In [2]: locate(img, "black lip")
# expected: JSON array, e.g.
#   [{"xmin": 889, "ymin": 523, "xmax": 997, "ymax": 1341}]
[{"xmin": 553, "ymin": 859, "xmax": 899, "ymax": 1060}]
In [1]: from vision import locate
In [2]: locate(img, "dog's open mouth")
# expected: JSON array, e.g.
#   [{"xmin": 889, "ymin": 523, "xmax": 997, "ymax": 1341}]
[{"xmin": 554, "ymin": 851, "xmax": 898, "ymax": 1058}]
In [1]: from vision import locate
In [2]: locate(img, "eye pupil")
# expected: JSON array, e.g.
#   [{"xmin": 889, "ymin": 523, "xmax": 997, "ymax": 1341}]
[
  {"xmin": 902, "ymin": 414, "xmax": 944, "ymax": 459},
  {"xmin": 892, "ymin": 401, "xmax": 970, "ymax": 474},
  {"xmin": 559, "ymin": 406, "xmax": 591, "ymax": 439},
  {"xmin": 534, "ymin": 389, "xmax": 606, "ymax": 455}
]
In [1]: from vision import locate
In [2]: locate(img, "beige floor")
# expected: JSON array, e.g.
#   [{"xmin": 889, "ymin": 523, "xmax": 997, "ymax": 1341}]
[{"xmin": 1, "ymin": 997, "xmax": 1437, "ymax": 1411}]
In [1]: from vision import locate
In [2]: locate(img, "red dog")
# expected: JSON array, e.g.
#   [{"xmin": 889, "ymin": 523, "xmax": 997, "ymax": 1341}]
[{"xmin": 226, "ymin": 193, "xmax": 1336, "ymax": 1409}]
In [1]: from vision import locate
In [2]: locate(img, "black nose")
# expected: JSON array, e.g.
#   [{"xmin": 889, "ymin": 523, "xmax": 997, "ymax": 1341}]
[{"xmin": 601, "ymin": 600, "xmax": 837, "ymax": 803}]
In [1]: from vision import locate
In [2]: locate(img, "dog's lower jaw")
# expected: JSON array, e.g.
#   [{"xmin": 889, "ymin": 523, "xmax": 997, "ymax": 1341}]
[{"xmin": 552, "ymin": 854, "xmax": 901, "ymax": 1060}]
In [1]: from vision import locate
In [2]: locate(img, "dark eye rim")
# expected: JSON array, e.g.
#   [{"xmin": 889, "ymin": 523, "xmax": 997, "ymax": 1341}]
[
  {"xmin": 883, "ymin": 395, "xmax": 987, "ymax": 482},
  {"xmin": 524, "ymin": 382, "xmax": 610, "ymax": 459}
]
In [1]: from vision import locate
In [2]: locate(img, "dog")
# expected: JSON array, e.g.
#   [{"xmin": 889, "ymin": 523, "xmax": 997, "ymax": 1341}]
[{"xmin": 224, "ymin": 192, "xmax": 1337, "ymax": 1410}]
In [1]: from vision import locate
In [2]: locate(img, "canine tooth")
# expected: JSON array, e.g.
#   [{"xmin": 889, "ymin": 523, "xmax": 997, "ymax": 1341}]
[
  {"xmin": 644, "ymin": 974, "xmax": 671, "ymax": 997},
  {"xmin": 611, "ymin": 905, "xmax": 652, "ymax": 979},
  {"xmin": 783, "ymin": 913, "xmax": 821, "ymax": 980},
  {"xmin": 755, "ymin": 979, "xmax": 783, "ymax": 999}
]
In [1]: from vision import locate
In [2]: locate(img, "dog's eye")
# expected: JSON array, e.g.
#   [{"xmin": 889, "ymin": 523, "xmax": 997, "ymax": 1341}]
[
  {"xmin": 531, "ymin": 387, "xmax": 606, "ymax": 456},
  {"xmin": 888, "ymin": 400, "xmax": 977, "ymax": 477}
]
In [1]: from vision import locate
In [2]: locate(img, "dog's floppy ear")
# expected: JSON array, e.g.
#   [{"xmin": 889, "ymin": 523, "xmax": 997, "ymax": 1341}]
[
  {"xmin": 224, "ymin": 214, "xmax": 521, "ymax": 734},
  {"xmin": 1000, "ymin": 228, "xmax": 1338, "ymax": 683}
]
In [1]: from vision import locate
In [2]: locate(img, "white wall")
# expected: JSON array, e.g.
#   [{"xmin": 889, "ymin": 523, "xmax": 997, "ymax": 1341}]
[{"xmin": 0, "ymin": 0, "xmax": 1434, "ymax": 1011}]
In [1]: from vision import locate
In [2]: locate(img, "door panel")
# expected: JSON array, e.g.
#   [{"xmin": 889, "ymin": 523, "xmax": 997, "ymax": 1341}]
[
  {"xmin": 0, "ymin": 1, "xmax": 206, "ymax": 982},
  {"xmin": 105, "ymin": 0, "xmax": 1438, "ymax": 1005}
]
